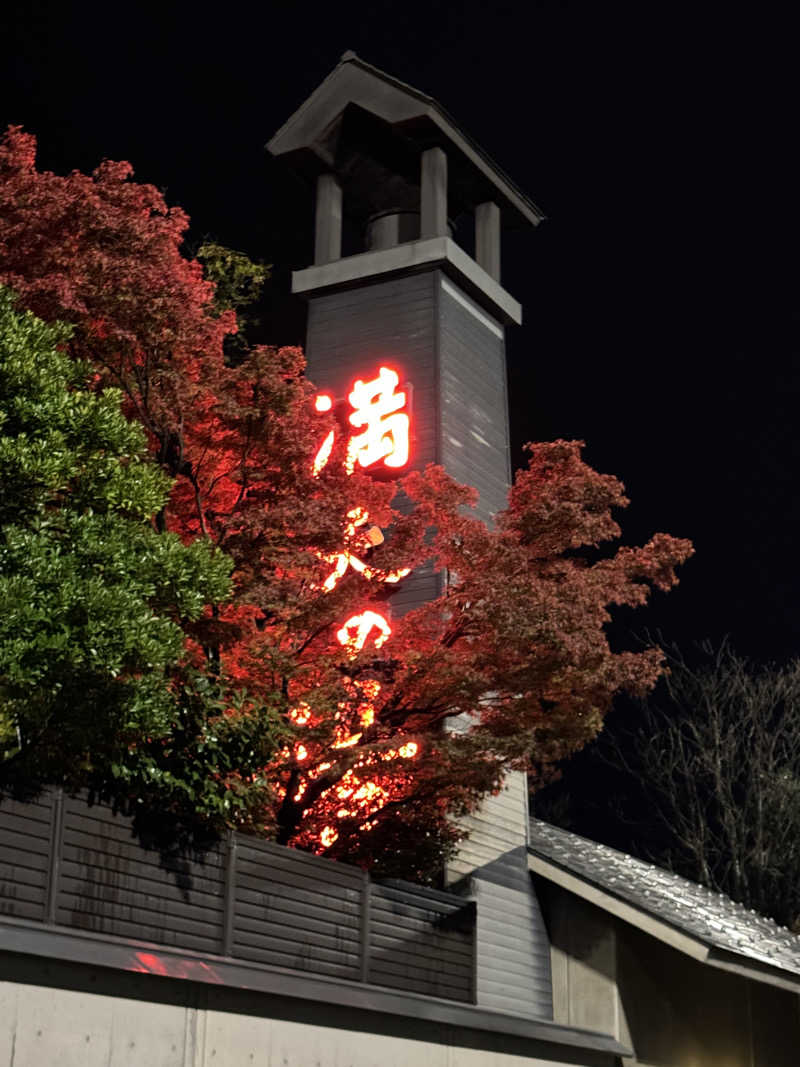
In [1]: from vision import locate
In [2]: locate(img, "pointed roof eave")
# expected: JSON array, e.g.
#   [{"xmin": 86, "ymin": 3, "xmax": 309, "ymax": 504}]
[
  {"xmin": 266, "ymin": 51, "xmax": 545, "ymax": 229},
  {"xmin": 527, "ymin": 820, "xmax": 800, "ymax": 997}
]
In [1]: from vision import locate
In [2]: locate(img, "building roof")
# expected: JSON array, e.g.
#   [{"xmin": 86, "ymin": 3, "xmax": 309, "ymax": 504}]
[
  {"xmin": 528, "ymin": 819, "xmax": 800, "ymax": 993},
  {"xmin": 266, "ymin": 51, "xmax": 545, "ymax": 229}
]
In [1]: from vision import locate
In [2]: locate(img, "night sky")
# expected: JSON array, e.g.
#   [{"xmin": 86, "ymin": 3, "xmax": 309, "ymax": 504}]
[{"xmin": 3, "ymin": 2, "xmax": 798, "ymax": 664}]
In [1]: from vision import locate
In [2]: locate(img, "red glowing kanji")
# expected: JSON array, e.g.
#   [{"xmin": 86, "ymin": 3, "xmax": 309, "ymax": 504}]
[
  {"xmin": 347, "ymin": 367, "xmax": 409, "ymax": 471},
  {"xmin": 319, "ymin": 507, "xmax": 409, "ymax": 592},
  {"xmin": 336, "ymin": 611, "xmax": 392, "ymax": 656},
  {"xmin": 312, "ymin": 367, "xmax": 410, "ymax": 476},
  {"xmin": 311, "ymin": 393, "xmax": 336, "ymax": 475}
]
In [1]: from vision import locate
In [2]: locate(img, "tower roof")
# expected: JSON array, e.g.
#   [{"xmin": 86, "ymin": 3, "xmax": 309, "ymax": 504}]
[{"xmin": 267, "ymin": 51, "xmax": 545, "ymax": 230}]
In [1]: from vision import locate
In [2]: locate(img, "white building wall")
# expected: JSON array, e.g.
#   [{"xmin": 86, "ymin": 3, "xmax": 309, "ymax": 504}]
[
  {"xmin": 473, "ymin": 877, "xmax": 554, "ymax": 1018},
  {"xmin": 446, "ymin": 770, "xmax": 529, "ymax": 883}
]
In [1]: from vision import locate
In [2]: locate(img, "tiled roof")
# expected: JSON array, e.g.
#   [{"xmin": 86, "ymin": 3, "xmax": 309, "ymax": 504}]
[{"xmin": 528, "ymin": 819, "xmax": 800, "ymax": 980}]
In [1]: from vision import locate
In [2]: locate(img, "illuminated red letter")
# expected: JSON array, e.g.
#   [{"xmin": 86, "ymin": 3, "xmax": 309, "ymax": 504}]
[
  {"xmin": 336, "ymin": 611, "xmax": 392, "ymax": 656},
  {"xmin": 347, "ymin": 367, "xmax": 409, "ymax": 471}
]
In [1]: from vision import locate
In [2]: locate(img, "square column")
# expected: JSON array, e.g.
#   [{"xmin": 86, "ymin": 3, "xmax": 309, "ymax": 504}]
[
  {"xmin": 314, "ymin": 173, "xmax": 342, "ymax": 265},
  {"xmin": 476, "ymin": 201, "xmax": 501, "ymax": 281},
  {"xmin": 420, "ymin": 147, "xmax": 448, "ymax": 239}
]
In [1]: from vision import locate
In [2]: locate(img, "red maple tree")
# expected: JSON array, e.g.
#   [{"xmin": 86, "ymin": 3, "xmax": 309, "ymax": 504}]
[{"xmin": 0, "ymin": 127, "xmax": 693, "ymax": 879}]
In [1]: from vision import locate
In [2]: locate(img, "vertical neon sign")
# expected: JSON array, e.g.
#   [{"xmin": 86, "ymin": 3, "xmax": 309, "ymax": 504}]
[{"xmin": 302, "ymin": 365, "xmax": 415, "ymax": 849}]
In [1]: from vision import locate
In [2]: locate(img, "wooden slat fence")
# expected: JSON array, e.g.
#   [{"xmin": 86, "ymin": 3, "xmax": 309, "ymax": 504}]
[{"xmin": 0, "ymin": 790, "xmax": 475, "ymax": 1002}]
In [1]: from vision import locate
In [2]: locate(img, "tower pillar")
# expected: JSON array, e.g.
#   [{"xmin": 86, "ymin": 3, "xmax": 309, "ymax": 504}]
[
  {"xmin": 420, "ymin": 146, "xmax": 448, "ymax": 238},
  {"xmin": 476, "ymin": 200, "xmax": 501, "ymax": 281},
  {"xmin": 314, "ymin": 173, "xmax": 342, "ymax": 265}
]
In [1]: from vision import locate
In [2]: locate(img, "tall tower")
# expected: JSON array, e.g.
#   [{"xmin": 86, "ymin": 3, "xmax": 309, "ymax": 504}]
[{"xmin": 268, "ymin": 52, "xmax": 552, "ymax": 1019}]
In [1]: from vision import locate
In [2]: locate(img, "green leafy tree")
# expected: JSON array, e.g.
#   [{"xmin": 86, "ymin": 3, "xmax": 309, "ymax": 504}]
[
  {"xmin": 195, "ymin": 241, "xmax": 271, "ymax": 362},
  {"xmin": 0, "ymin": 288, "xmax": 285, "ymax": 830}
]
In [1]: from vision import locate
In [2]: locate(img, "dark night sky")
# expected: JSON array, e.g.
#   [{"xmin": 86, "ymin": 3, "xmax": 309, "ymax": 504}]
[{"xmin": 3, "ymin": 2, "xmax": 799, "ymax": 663}]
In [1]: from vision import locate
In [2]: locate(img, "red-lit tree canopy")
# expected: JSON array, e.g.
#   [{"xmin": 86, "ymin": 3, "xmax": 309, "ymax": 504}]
[{"xmin": 0, "ymin": 127, "xmax": 693, "ymax": 879}]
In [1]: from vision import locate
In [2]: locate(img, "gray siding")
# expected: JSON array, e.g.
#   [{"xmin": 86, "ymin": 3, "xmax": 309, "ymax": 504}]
[
  {"xmin": 446, "ymin": 769, "xmax": 529, "ymax": 882},
  {"xmin": 58, "ymin": 794, "xmax": 226, "ymax": 955},
  {"xmin": 305, "ymin": 273, "xmax": 441, "ymax": 615},
  {"xmin": 369, "ymin": 880, "xmax": 475, "ymax": 1001},
  {"xmin": 233, "ymin": 836, "xmax": 363, "ymax": 981},
  {"xmin": 305, "ymin": 273, "xmax": 439, "ymax": 475},
  {"xmin": 304, "ymin": 270, "xmax": 512, "ymax": 612},
  {"xmin": 438, "ymin": 275, "xmax": 510, "ymax": 524},
  {"xmin": 0, "ymin": 792, "xmax": 53, "ymax": 922},
  {"xmin": 474, "ymin": 875, "xmax": 553, "ymax": 1019},
  {"xmin": 450, "ymin": 845, "xmax": 553, "ymax": 1021}
]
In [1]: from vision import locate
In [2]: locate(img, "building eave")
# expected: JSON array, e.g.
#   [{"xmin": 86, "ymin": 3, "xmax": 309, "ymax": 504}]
[
  {"xmin": 528, "ymin": 850, "xmax": 800, "ymax": 996},
  {"xmin": 266, "ymin": 51, "xmax": 545, "ymax": 230},
  {"xmin": 291, "ymin": 235, "xmax": 522, "ymax": 325}
]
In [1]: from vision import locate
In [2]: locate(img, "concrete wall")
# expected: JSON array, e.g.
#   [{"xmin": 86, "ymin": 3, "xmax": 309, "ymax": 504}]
[
  {"xmin": 0, "ymin": 953, "xmax": 613, "ymax": 1067},
  {"xmin": 542, "ymin": 882, "xmax": 800, "ymax": 1067}
]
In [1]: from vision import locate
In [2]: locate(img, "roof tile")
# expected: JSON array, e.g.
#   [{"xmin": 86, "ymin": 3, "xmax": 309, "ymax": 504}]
[{"xmin": 528, "ymin": 819, "xmax": 800, "ymax": 979}]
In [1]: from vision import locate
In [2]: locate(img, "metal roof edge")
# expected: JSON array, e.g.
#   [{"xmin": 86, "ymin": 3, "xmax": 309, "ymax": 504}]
[
  {"xmin": 265, "ymin": 57, "xmax": 349, "ymax": 155},
  {"xmin": 705, "ymin": 946, "xmax": 800, "ymax": 996},
  {"xmin": 336, "ymin": 50, "xmax": 439, "ymax": 110},
  {"xmin": 529, "ymin": 849, "xmax": 800, "ymax": 994},
  {"xmin": 528, "ymin": 850, "xmax": 713, "ymax": 963},
  {"xmin": 339, "ymin": 53, "xmax": 546, "ymax": 223}
]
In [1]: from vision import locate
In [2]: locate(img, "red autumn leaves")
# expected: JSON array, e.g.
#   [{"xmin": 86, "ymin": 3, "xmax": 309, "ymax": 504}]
[{"xmin": 0, "ymin": 127, "xmax": 692, "ymax": 875}]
